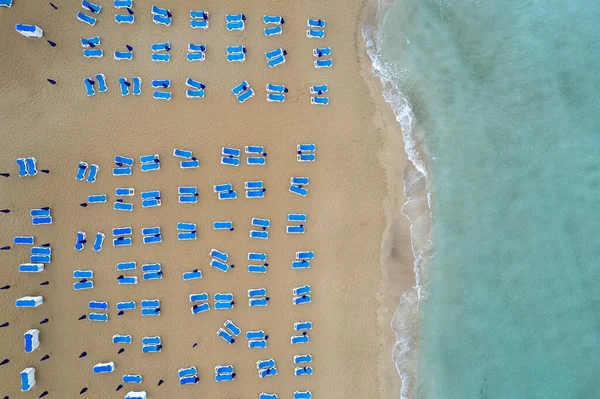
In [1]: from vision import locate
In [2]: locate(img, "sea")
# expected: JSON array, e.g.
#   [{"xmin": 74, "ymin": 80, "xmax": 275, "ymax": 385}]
[{"xmin": 364, "ymin": 0, "xmax": 600, "ymax": 398}]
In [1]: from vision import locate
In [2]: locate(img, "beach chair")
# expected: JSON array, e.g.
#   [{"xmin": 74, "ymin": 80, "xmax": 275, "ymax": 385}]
[
  {"xmin": 87, "ymin": 164, "xmax": 99, "ymax": 183},
  {"xmin": 89, "ymin": 300, "xmax": 108, "ymax": 310},
  {"xmin": 223, "ymin": 147, "xmax": 241, "ymax": 157},
  {"xmin": 93, "ymin": 362, "xmax": 115, "ymax": 374},
  {"xmin": 132, "ymin": 77, "xmax": 142, "ymax": 95},
  {"xmin": 265, "ymin": 48, "xmax": 282, "ymax": 59},
  {"xmin": 77, "ymin": 11, "xmax": 97, "ymax": 26},
  {"xmin": 247, "ymin": 330, "xmax": 266, "ymax": 340},
  {"xmin": 16, "ymin": 158, "xmax": 27, "ymax": 177},
  {"xmin": 141, "ymin": 307, "xmax": 160, "ymax": 316},
  {"xmin": 213, "ymin": 183, "xmax": 232, "ymax": 192},
  {"xmin": 114, "ymin": 0, "xmax": 132, "ymax": 8},
  {"xmin": 81, "ymin": 36, "xmax": 100, "ymax": 47},
  {"xmin": 232, "ymin": 81, "xmax": 249, "ymax": 96},
  {"xmin": 177, "ymin": 222, "xmax": 196, "ymax": 231},
  {"xmin": 84, "ymin": 78, "xmax": 95, "ymax": 97},
  {"xmin": 82, "ymin": 0, "xmax": 101, "ymax": 13},
  {"xmin": 124, "ymin": 392, "xmax": 147, "ymax": 399},
  {"xmin": 151, "ymin": 80, "xmax": 170, "ymax": 89},
  {"xmin": 153, "ymin": 91, "xmax": 172, "ymax": 100},
  {"xmin": 297, "ymin": 251, "xmax": 315, "ymax": 260},
  {"xmin": 117, "ymin": 275, "xmax": 137, "ymax": 284},
  {"xmin": 187, "ymin": 52, "xmax": 206, "ymax": 62},
  {"xmin": 215, "ymin": 373, "xmax": 235, "ymax": 382},
  {"xmin": 186, "ymin": 89, "xmax": 205, "ymax": 98},
  {"xmin": 143, "ymin": 235, "xmax": 162, "ymax": 244},
  {"xmin": 218, "ymin": 191, "xmax": 238, "ymax": 200},
  {"xmin": 116, "ymin": 301, "xmax": 136, "ymax": 310},
  {"xmin": 248, "ymin": 288, "xmax": 267, "ymax": 297},
  {"xmin": 89, "ymin": 313, "xmax": 108, "ymax": 322},
  {"xmin": 19, "ymin": 263, "xmax": 44, "ymax": 273},
  {"xmin": 183, "ymin": 270, "xmax": 202, "ymax": 280},
  {"xmin": 297, "ymin": 153, "xmax": 316, "ymax": 162},
  {"xmin": 174, "ymin": 148, "xmax": 193, "ymax": 158},
  {"xmin": 189, "ymin": 43, "xmax": 207, "ymax": 52},
  {"xmin": 306, "ymin": 29, "xmax": 325, "ymax": 39},
  {"xmin": 298, "ymin": 143, "xmax": 316, "ymax": 152},
  {"xmin": 310, "ymin": 84, "xmax": 329, "ymax": 94},
  {"xmin": 190, "ymin": 9, "xmax": 208, "ymax": 19},
  {"xmin": 113, "ymin": 167, "xmax": 132, "ymax": 176},
  {"xmin": 260, "ymin": 393, "xmax": 278, "ymax": 399},
  {"xmin": 113, "ymin": 227, "xmax": 133, "ymax": 236},
  {"xmin": 315, "ymin": 59, "xmax": 333, "ymax": 68},
  {"xmin": 264, "ymin": 25, "xmax": 282, "ymax": 36},
  {"xmin": 267, "ymin": 93, "xmax": 285, "ymax": 103},
  {"xmin": 217, "ymin": 328, "xmax": 235, "ymax": 344},
  {"xmin": 152, "ymin": 53, "xmax": 170, "ymax": 62},
  {"xmin": 178, "ymin": 366, "xmax": 197, "ymax": 378},
  {"xmin": 143, "ymin": 271, "xmax": 162, "ymax": 280},
  {"xmin": 287, "ymin": 225, "xmax": 306, "ymax": 234},
  {"xmin": 76, "ymin": 162, "xmax": 88, "ymax": 181},
  {"xmin": 179, "ymin": 195, "xmax": 197, "ymax": 203},
  {"xmin": 263, "ymin": 15, "xmax": 283, "ymax": 24},
  {"xmin": 141, "ymin": 336, "xmax": 161, "ymax": 345},
  {"xmin": 151, "ymin": 42, "xmax": 170, "ymax": 52},
  {"xmin": 214, "ymin": 221, "xmax": 234, "ymax": 230},
  {"xmin": 294, "ymin": 285, "xmax": 311, "ymax": 296},
  {"xmin": 227, "ymin": 52, "xmax": 245, "ymax": 62},
  {"xmin": 114, "ymin": 202, "xmax": 133, "ymax": 211},
  {"xmin": 248, "ymin": 265, "xmax": 267, "ymax": 273},
  {"xmin": 250, "ymin": 230, "xmax": 268, "ymax": 239},
  {"xmin": 259, "ymin": 367, "xmax": 278, "ymax": 378},
  {"xmin": 114, "ymin": 51, "xmax": 133, "ymax": 60},
  {"xmin": 291, "ymin": 335, "xmax": 310, "ymax": 344},
  {"xmin": 30, "ymin": 246, "xmax": 49, "ymax": 255},
  {"xmin": 221, "ymin": 156, "xmax": 240, "ymax": 166},
  {"xmin": 113, "ymin": 237, "xmax": 132, "ymax": 246},
  {"xmin": 74, "ymin": 270, "xmax": 93, "ymax": 279},
  {"xmin": 245, "ymin": 181, "xmax": 264, "ymax": 190},
  {"xmin": 266, "ymin": 84, "xmax": 286, "ymax": 94},
  {"xmin": 179, "ymin": 375, "xmax": 198, "ymax": 385},
  {"xmin": 295, "ymin": 367, "xmax": 313, "ymax": 376},
  {"xmin": 313, "ymin": 47, "xmax": 332, "ymax": 57},
  {"xmin": 226, "ymin": 21, "xmax": 244, "ymax": 31},
  {"xmin": 116, "ymin": 187, "xmax": 134, "ymax": 196},
  {"xmin": 119, "ymin": 78, "xmax": 130, "ymax": 96},
  {"xmin": 210, "ymin": 248, "xmax": 228, "ymax": 261},
  {"xmin": 215, "ymin": 365, "xmax": 234, "ymax": 376},
  {"xmin": 32, "ymin": 216, "xmax": 52, "ymax": 225},
  {"xmin": 237, "ymin": 88, "xmax": 255, "ymax": 103},
  {"xmin": 24, "ymin": 157, "xmax": 37, "ymax": 176},
  {"xmin": 190, "ymin": 19, "xmax": 208, "ymax": 29},
  {"xmin": 153, "ymin": 14, "xmax": 172, "ymax": 26},
  {"xmin": 215, "ymin": 293, "xmax": 233, "ymax": 302},
  {"xmin": 268, "ymin": 55, "xmax": 286, "ymax": 68},
  {"xmin": 289, "ymin": 185, "xmax": 308, "ymax": 197},
  {"xmin": 293, "ymin": 295, "xmax": 311, "ymax": 305},
  {"xmin": 96, "ymin": 74, "xmax": 107, "ymax": 92},
  {"xmin": 292, "ymin": 260, "xmax": 310, "ymax": 269},
  {"xmin": 191, "ymin": 302, "xmax": 210, "ymax": 314},
  {"xmin": 180, "ymin": 186, "xmax": 199, "ymax": 195},
  {"xmin": 249, "ymin": 298, "xmax": 268, "ymax": 307},
  {"xmin": 294, "ymin": 392, "xmax": 312, "ymax": 399},
  {"xmin": 291, "ymin": 177, "xmax": 310, "ymax": 185},
  {"xmin": 178, "ymin": 232, "xmax": 196, "ymax": 240},
  {"xmin": 29, "ymin": 255, "xmax": 50, "ymax": 264},
  {"xmin": 123, "ymin": 375, "xmax": 142, "ymax": 384},
  {"xmin": 20, "ymin": 367, "xmax": 36, "ymax": 392},
  {"xmin": 141, "ymin": 162, "xmax": 160, "ymax": 172},
  {"xmin": 294, "ymin": 354, "xmax": 313, "ymax": 364},
  {"xmin": 74, "ymin": 280, "xmax": 93, "ymax": 290},
  {"xmin": 115, "ymin": 14, "xmax": 134, "ymax": 23},
  {"xmin": 141, "ymin": 263, "xmax": 161, "ymax": 272},
  {"xmin": 211, "ymin": 259, "xmax": 229, "ymax": 272},
  {"xmin": 289, "ymin": 213, "xmax": 307, "ymax": 222},
  {"xmin": 151, "ymin": 5, "xmax": 169, "ymax": 16},
  {"xmin": 252, "ymin": 217, "xmax": 271, "ymax": 227},
  {"xmin": 226, "ymin": 13, "xmax": 245, "ymax": 22},
  {"xmin": 308, "ymin": 19, "xmax": 326, "ymax": 28},
  {"xmin": 215, "ymin": 301, "xmax": 234, "ymax": 310},
  {"xmin": 24, "ymin": 329, "xmax": 40, "ymax": 353},
  {"xmin": 248, "ymin": 252, "xmax": 267, "ymax": 261},
  {"xmin": 93, "ymin": 232, "xmax": 104, "ymax": 251},
  {"xmin": 311, "ymin": 96, "xmax": 329, "ymax": 105},
  {"xmin": 83, "ymin": 49, "xmax": 103, "ymax": 58},
  {"xmin": 113, "ymin": 334, "xmax": 132, "ymax": 344},
  {"xmin": 246, "ymin": 190, "xmax": 265, "ymax": 198},
  {"xmin": 142, "ymin": 344, "xmax": 161, "ymax": 352},
  {"xmin": 14, "ymin": 236, "xmax": 35, "ymax": 245},
  {"xmin": 224, "ymin": 320, "xmax": 241, "ymax": 335},
  {"xmin": 75, "ymin": 231, "xmax": 86, "ymax": 251},
  {"xmin": 190, "ymin": 293, "xmax": 208, "ymax": 302}
]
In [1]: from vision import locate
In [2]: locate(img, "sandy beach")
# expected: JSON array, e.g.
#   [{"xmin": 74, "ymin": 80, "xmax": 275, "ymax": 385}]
[{"xmin": 0, "ymin": 1, "xmax": 413, "ymax": 398}]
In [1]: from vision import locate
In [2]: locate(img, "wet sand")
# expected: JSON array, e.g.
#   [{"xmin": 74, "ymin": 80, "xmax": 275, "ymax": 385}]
[{"xmin": 0, "ymin": 1, "xmax": 413, "ymax": 398}]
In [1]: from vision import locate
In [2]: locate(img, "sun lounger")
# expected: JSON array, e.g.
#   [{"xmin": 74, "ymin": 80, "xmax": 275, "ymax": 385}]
[
  {"xmin": 263, "ymin": 15, "xmax": 283, "ymax": 24},
  {"xmin": 74, "ymin": 270, "xmax": 93, "ymax": 279},
  {"xmin": 32, "ymin": 216, "xmax": 52, "ymax": 225},
  {"xmin": 267, "ymin": 93, "xmax": 285, "ymax": 103},
  {"xmin": 180, "ymin": 186, "xmax": 199, "ymax": 195},
  {"xmin": 89, "ymin": 313, "xmax": 108, "ymax": 322},
  {"xmin": 313, "ymin": 47, "xmax": 332, "ymax": 57},
  {"xmin": 226, "ymin": 21, "xmax": 244, "ymax": 31},
  {"xmin": 24, "ymin": 157, "xmax": 37, "ymax": 176},
  {"xmin": 265, "ymin": 48, "xmax": 282, "ymax": 59},
  {"xmin": 189, "ymin": 43, "xmax": 207, "ymax": 52},
  {"xmin": 213, "ymin": 183, "xmax": 232, "ymax": 192},
  {"xmin": 246, "ymin": 146, "xmax": 265, "ymax": 155},
  {"xmin": 151, "ymin": 5, "xmax": 169, "ymax": 16},
  {"xmin": 141, "ymin": 162, "xmax": 160, "ymax": 172},
  {"xmin": 311, "ymin": 96, "xmax": 329, "ymax": 105},
  {"xmin": 308, "ymin": 19, "xmax": 326, "ymax": 28},
  {"xmin": 140, "ymin": 308, "xmax": 160, "ymax": 316},
  {"xmin": 190, "ymin": 293, "xmax": 208, "ymax": 302},
  {"xmin": 92, "ymin": 232, "xmax": 104, "ymax": 251},
  {"xmin": 291, "ymin": 335, "xmax": 309, "ymax": 344},
  {"xmin": 19, "ymin": 263, "xmax": 44, "ymax": 273},
  {"xmin": 295, "ymin": 367, "xmax": 313, "ymax": 376},
  {"xmin": 151, "ymin": 80, "xmax": 170, "ymax": 89},
  {"xmin": 264, "ymin": 25, "xmax": 282, "ymax": 36},
  {"xmin": 152, "ymin": 53, "xmax": 170, "ymax": 62},
  {"xmin": 223, "ymin": 146, "xmax": 241, "ymax": 157},
  {"xmin": 248, "ymin": 288, "xmax": 267, "ymax": 297},
  {"xmin": 30, "ymin": 247, "xmax": 50, "ymax": 256},
  {"xmin": 247, "ymin": 253, "xmax": 266, "ymax": 263},
  {"xmin": 187, "ymin": 52, "xmax": 205, "ymax": 61},
  {"xmin": 248, "ymin": 265, "xmax": 267, "ymax": 273},
  {"xmin": 266, "ymin": 85, "xmax": 286, "ymax": 95},
  {"xmin": 119, "ymin": 78, "xmax": 130, "ymax": 96},
  {"xmin": 215, "ymin": 373, "xmax": 235, "ymax": 382},
  {"xmin": 132, "ymin": 77, "xmax": 141, "ymax": 95},
  {"xmin": 315, "ymin": 59, "xmax": 333, "ymax": 68},
  {"xmin": 260, "ymin": 393, "xmax": 278, "ymax": 399},
  {"xmin": 20, "ymin": 367, "xmax": 35, "ymax": 391},
  {"xmin": 245, "ymin": 332, "xmax": 265, "ymax": 342},
  {"xmin": 310, "ymin": 84, "xmax": 329, "ymax": 94},
  {"xmin": 115, "ymin": 155, "xmax": 134, "ymax": 165},
  {"xmin": 214, "ymin": 301, "xmax": 233, "ymax": 310},
  {"xmin": 153, "ymin": 91, "xmax": 171, "ymax": 100},
  {"xmin": 294, "ymin": 285, "xmax": 311, "ymax": 295},
  {"xmin": 297, "ymin": 251, "xmax": 315, "ymax": 260},
  {"xmin": 151, "ymin": 42, "xmax": 170, "ymax": 52},
  {"xmin": 14, "ymin": 236, "xmax": 34, "ymax": 245},
  {"xmin": 224, "ymin": 320, "xmax": 241, "ymax": 336},
  {"xmin": 257, "ymin": 359, "xmax": 275, "ymax": 371},
  {"xmin": 297, "ymin": 153, "xmax": 316, "ymax": 162},
  {"xmin": 178, "ymin": 222, "xmax": 196, "ymax": 231},
  {"xmin": 141, "ymin": 263, "xmax": 161, "ymax": 272},
  {"xmin": 17, "ymin": 158, "xmax": 27, "ymax": 177},
  {"xmin": 294, "ymin": 354, "xmax": 313, "ymax": 364},
  {"xmin": 123, "ymin": 375, "xmax": 142, "ymax": 384},
  {"xmin": 293, "ymin": 295, "xmax": 311, "ymax": 305},
  {"xmin": 191, "ymin": 302, "xmax": 209, "ymax": 314},
  {"xmin": 153, "ymin": 14, "xmax": 171, "ymax": 26},
  {"xmin": 217, "ymin": 328, "xmax": 235, "ymax": 343},
  {"xmin": 294, "ymin": 392, "xmax": 312, "ymax": 399},
  {"xmin": 178, "ymin": 232, "xmax": 196, "ymax": 240},
  {"xmin": 218, "ymin": 191, "xmax": 237, "ymax": 200},
  {"xmin": 247, "ymin": 339, "xmax": 266, "ymax": 348},
  {"xmin": 227, "ymin": 45, "xmax": 246, "ymax": 54},
  {"xmin": 143, "ymin": 271, "xmax": 162, "ymax": 280},
  {"xmin": 288, "ymin": 213, "xmax": 307, "ymax": 222},
  {"xmin": 117, "ymin": 275, "xmax": 136, "ymax": 284},
  {"xmin": 29, "ymin": 255, "xmax": 50, "ymax": 264},
  {"xmin": 249, "ymin": 298, "xmax": 268, "ymax": 307},
  {"xmin": 115, "ymin": 51, "xmax": 133, "ymax": 60},
  {"xmin": 115, "ymin": 14, "xmax": 134, "ymax": 23},
  {"xmin": 86, "ymin": 164, "xmax": 99, "ymax": 183},
  {"xmin": 232, "ymin": 81, "xmax": 249, "ymax": 96},
  {"xmin": 186, "ymin": 89, "xmax": 205, "ymax": 98},
  {"xmin": 212, "ymin": 222, "xmax": 233, "ymax": 231},
  {"xmin": 75, "ymin": 231, "xmax": 86, "ymax": 251},
  {"xmin": 183, "ymin": 270, "xmax": 202, "ymax": 280},
  {"xmin": 292, "ymin": 260, "xmax": 310, "ymax": 269},
  {"xmin": 114, "ymin": 0, "xmax": 132, "ymax": 8},
  {"xmin": 113, "ymin": 227, "xmax": 133, "ymax": 236},
  {"xmin": 82, "ymin": 0, "xmax": 101, "ymax": 13},
  {"xmin": 93, "ymin": 362, "xmax": 114, "ymax": 374},
  {"xmin": 124, "ymin": 392, "xmax": 147, "ymax": 399},
  {"xmin": 210, "ymin": 248, "xmax": 228, "ymax": 261},
  {"xmin": 295, "ymin": 321, "xmax": 313, "ymax": 331},
  {"xmin": 190, "ymin": 19, "xmax": 208, "ymax": 29},
  {"xmin": 113, "ymin": 237, "xmax": 132, "ymax": 246},
  {"xmin": 306, "ymin": 29, "xmax": 325, "ymax": 39},
  {"xmin": 178, "ymin": 367, "xmax": 197, "ymax": 378},
  {"xmin": 298, "ymin": 143, "xmax": 316, "ymax": 152},
  {"xmin": 179, "ymin": 195, "xmax": 197, "ymax": 204},
  {"xmin": 226, "ymin": 13, "xmax": 245, "ymax": 22},
  {"xmin": 289, "ymin": 185, "xmax": 308, "ymax": 197},
  {"xmin": 112, "ymin": 334, "xmax": 132, "ymax": 344},
  {"xmin": 227, "ymin": 53, "xmax": 245, "ymax": 62},
  {"xmin": 268, "ymin": 55, "xmax": 286, "ymax": 68},
  {"xmin": 113, "ymin": 167, "xmax": 131, "ymax": 176},
  {"xmin": 221, "ymin": 156, "xmax": 240, "ymax": 166},
  {"xmin": 174, "ymin": 148, "xmax": 193, "ymax": 160},
  {"xmin": 116, "ymin": 188, "xmax": 134, "ymax": 196},
  {"xmin": 77, "ymin": 11, "xmax": 97, "ymax": 26},
  {"xmin": 259, "ymin": 367, "xmax": 278, "ymax": 378},
  {"xmin": 84, "ymin": 78, "xmax": 95, "ymax": 96},
  {"xmin": 181, "ymin": 159, "xmax": 200, "ymax": 168},
  {"xmin": 245, "ymin": 181, "xmax": 264, "ymax": 190},
  {"xmin": 116, "ymin": 301, "xmax": 136, "ymax": 310},
  {"xmin": 249, "ymin": 230, "xmax": 268, "ymax": 239},
  {"xmin": 142, "ymin": 344, "xmax": 161, "ymax": 352},
  {"xmin": 74, "ymin": 280, "xmax": 93, "ymax": 290},
  {"xmin": 96, "ymin": 74, "xmax": 107, "ymax": 92},
  {"xmin": 179, "ymin": 376, "xmax": 198, "ymax": 385},
  {"xmin": 81, "ymin": 36, "xmax": 100, "ymax": 47},
  {"xmin": 215, "ymin": 365, "xmax": 234, "ymax": 376},
  {"xmin": 215, "ymin": 293, "xmax": 233, "ymax": 302},
  {"xmin": 143, "ymin": 235, "xmax": 162, "ymax": 244},
  {"xmin": 190, "ymin": 10, "xmax": 208, "ymax": 19},
  {"xmin": 89, "ymin": 300, "xmax": 108, "ymax": 310},
  {"xmin": 246, "ymin": 190, "xmax": 265, "ymax": 199},
  {"xmin": 211, "ymin": 259, "xmax": 229, "ymax": 272},
  {"xmin": 114, "ymin": 202, "xmax": 133, "ymax": 211},
  {"xmin": 237, "ymin": 88, "xmax": 255, "ymax": 103}
]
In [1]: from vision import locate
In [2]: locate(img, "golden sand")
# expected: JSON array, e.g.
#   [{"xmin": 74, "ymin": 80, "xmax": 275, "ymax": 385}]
[{"xmin": 0, "ymin": 1, "xmax": 413, "ymax": 398}]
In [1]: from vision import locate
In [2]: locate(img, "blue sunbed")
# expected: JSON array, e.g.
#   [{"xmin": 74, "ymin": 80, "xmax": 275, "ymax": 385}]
[
  {"xmin": 17, "ymin": 158, "xmax": 27, "ymax": 177},
  {"xmin": 246, "ymin": 181, "xmax": 264, "ymax": 189},
  {"xmin": 174, "ymin": 148, "xmax": 193, "ymax": 158},
  {"xmin": 215, "ymin": 365, "xmax": 234, "ymax": 375},
  {"xmin": 141, "ymin": 299, "xmax": 160, "ymax": 309},
  {"xmin": 183, "ymin": 270, "xmax": 202, "ymax": 281},
  {"xmin": 226, "ymin": 21, "xmax": 244, "ymax": 31},
  {"xmin": 232, "ymin": 81, "xmax": 249, "ymax": 96},
  {"xmin": 265, "ymin": 48, "xmax": 282, "ymax": 60},
  {"xmin": 248, "ymin": 253, "xmax": 267, "ymax": 263},
  {"xmin": 295, "ymin": 367, "xmax": 313, "ymax": 376},
  {"xmin": 113, "ymin": 167, "xmax": 132, "ymax": 176},
  {"xmin": 29, "ymin": 255, "xmax": 50, "ymax": 263},
  {"xmin": 298, "ymin": 153, "xmax": 316, "ymax": 162},
  {"xmin": 151, "ymin": 42, "xmax": 170, "ymax": 52},
  {"xmin": 246, "ymin": 190, "xmax": 265, "ymax": 198},
  {"xmin": 306, "ymin": 29, "xmax": 325, "ymax": 39},
  {"xmin": 266, "ymin": 84, "xmax": 285, "ymax": 93},
  {"xmin": 81, "ymin": 36, "xmax": 100, "ymax": 47},
  {"xmin": 186, "ymin": 89, "xmax": 205, "ymax": 98},
  {"xmin": 260, "ymin": 394, "xmax": 278, "ymax": 399},
  {"xmin": 224, "ymin": 320, "xmax": 240, "ymax": 335},
  {"xmin": 153, "ymin": 91, "xmax": 172, "ymax": 100},
  {"xmin": 115, "ymin": 14, "xmax": 134, "ymax": 23},
  {"xmin": 215, "ymin": 293, "xmax": 233, "ymax": 302},
  {"xmin": 248, "ymin": 265, "xmax": 267, "ymax": 273},
  {"xmin": 122, "ymin": 375, "xmax": 142, "ymax": 384},
  {"xmin": 113, "ymin": 0, "xmax": 132, "ymax": 8},
  {"xmin": 142, "ymin": 344, "xmax": 161, "ymax": 352},
  {"xmin": 238, "ymin": 88, "xmax": 254, "ymax": 102},
  {"xmin": 188, "ymin": 43, "xmax": 207, "ymax": 52},
  {"xmin": 190, "ymin": 19, "xmax": 208, "ymax": 29},
  {"xmin": 227, "ymin": 52, "xmax": 245, "ymax": 62},
  {"xmin": 115, "ymin": 155, "xmax": 134, "ymax": 166},
  {"xmin": 291, "ymin": 335, "xmax": 310, "ymax": 344},
  {"xmin": 226, "ymin": 13, "xmax": 245, "ymax": 22},
  {"xmin": 152, "ymin": 53, "xmax": 170, "ymax": 62},
  {"xmin": 308, "ymin": 19, "xmax": 326, "ymax": 27},
  {"xmin": 116, "ymin": 301, "xmax": 135, "ymax": 310},
  {"xmin": 190, "ymin": 293, "xmax": 208, "ymax": 302},
  {"xmin": 214, "ymin": 221, "xmax": 233, "ymax": 230},
  {"xmin": 113, "ymin": 227, "xmax": 132, "ymax": 236},
  {"xmin": 132, "ymin": 77, "xmax": 141, "ymax": 95},
  {"xmin": 187, "ymin": 52, "xmax": 205, "ymax": 61},
  {"xmin": 178, "ymin": 367, "xmax": 197, "ymax": 378},
  {"xmin": 177, "ymin": 222, "xmax": 196, "ymax": 231},
  {"xmin": 294, "ymin": 391, "xmax": 313, "ymax": 399},
  {"xmin": 292, "ymin": 260, "xmax": 310, "ymax": 269},
  {"xmin": 93, "ymin": 232, "xmax": 104, "ymax": 251},
  {"xmin": 117, "ymin": 275, "xmax": 136, "ymax": 284},
  {"xmin": 116, "ymin": 187, "xmax": 134, "ymax": 196},
  {"xmin": 215, "ymin": 373, "xmax": 235, "ymax": 382},
  {"xmin": 151, "ymin": 5, "xmax": 169, "ymax": 15},
  {"xmin": 141, "ymin": 190, "xmax": 160, "ymax": 199},
  {"xmin": 185, "ymin": 78, "xmax": 205, "ymax": 88},
  {"xmin": 310, "ymin": 84, "xmax": 329, "ymax": 94},
  {"xmin": 141, "ymin": 263, "xmax": 161, "ymax": 272},
  {"xmin": 30, "ymin": 246, "xmax": 50, "ymax": 255},
  {"xmin": 112, "ymin": 334, "xmax": 132, "ymax": 343},
  {"xmin": 264, "ymin": 25, "xmax": 282, "ymax": 36},
  {"xmin": 153, "ymin": 14, "xmax": 171, "ymax": 26},
  {"xmin": 84, "ymin": 78, "xmax": 95, "ymax": 96},
  {"xmin": 181, "ymin": 159, "xmax": 200, "ymax": 168},
  {"xmin": 74, "ymin": 281, "xmax": 93, "ymax": 290},
  {"xmin": 211, "ymin": 259, "xmax": 229, "ymax": 272},
  {"xmin": 210, "ymin": 248, "xmax": 228, "ymax": 261},
  {"xmin": 289, "ymin": 185, "xmax": 308, "ymax": 196},
  {"xmin": 249, "ymin": 340, "xmax": 267, "ymax": 349},
  {"xmin": 32, "ymin": 217, "xmax": 52, "ymax": 225},
  {"xmin": 248, "ymin": 288, "xmax": 267, "ymax": 297},
  {"xmin": 114, "ymin": 51, "xmax": 133, "ymax": 60},
  {"xmin": 73, "ymin": 270, "xmax": 93, "ymax": 278},
  {"xmin": 215, "ymin": 301, "xmax": 233, "ymax": 310},
  {"xmin": 293, "ymin": 295, "xmax": 311, "ymax": 305},
  {"xmin": 294, "ymin": 285, "xmax": 311, "ymax": 295},
  {"xmin": 222, "ymin": 147, "xmax": 241, "ymax": 156},
  {"xmin": 257, "ymin": 359, "xmax": 275, "ymax": 370},
  {"xmin": 246, "ymin": 146, "xmax": 264, "ymax": 154},
  {"xmin": 246, "ymin": 332, "xmax": 266, "ymax": 341},
  {"xmin": 87, "ymin": 164, "xmax": 99, "ymax": 183},
  {"xmin": 19, "ymin": 263, "xmax": 44, "ymax": 273},
  {"xmin": 218, "ymin": 328, "xmax": 234, "ymax": 343},
  {"xmin": 96, "ymin": 74, "xmax": 107, "ymax": 92},
  {"xmin": 141, "ymin": 161, "xmax": 161, "ymax": 171},
  {"xmin": 292, "ymin": 177, "xmax": 310, "ymax": 185},
  {"xmin": 24, "ymin": 157, "xmax": 37, "ymax": 176},
  {"xmin": 297, "ymin": 251, "xmax": 315, "ymax": 260},
  {"xmin": 267, "ymin": 93, "xmax": 286, "ymax": 103},
  {"xmin": 179, "ymin": 186, "xmax": 198, "ymax": 195},
  {"xmin": 143, "ymin": 271, "xmax": 162, "ymax": 280},
  {"xmin": 267, "ymin": 55, "xmax": 285, "ymax": 68},
  {"xmin": 119, "ymin": 78, "xmax": 130, "ymax": 96},
  {"xmin": 295, "ymin": 321, "xmax": 313, "ymax": 331},
  {"xmin": 259, "ymin": 367, "xmax": 278, "ymax": 378},
  {"xmin": 142, "ymin": 226, "xmax": 160, "ymax": 235},
  {"xmin": 114, "ymin": 202, "xmax": 133, "ymax": 211},
  {"xmin": 252, "ymin": 218, "xmax": 271, "ymax": 227},
  {"xmin": 315, "ymin": 59, "xmax": 333, "ymax": 68},
  {"xmin": 248, "ymin": 157, "xmax": 266, "ymax": 166},
  {"xmin": 14, "ymin": 236, "xmax": 34, "ymax": 245},
  {"xmin": 143, "ymin": 235, "xmax": 162, "ymax": 244},
  {"xmin": 117, "ymin": 261, "xmax": 136, "ymax": 271},
  {"xmin": 213, "ymin": 184, "xmax": 232, "ymax": 192},
  {"xmin": 178, "ymin": 232, "xmax": 196, "ymax": 240},
  {"xmin": 250, "ymin": 230, "xmax": 268, "ymax": 240},
  {"xmin": 75, "ymin": 231, "xmax": 86, "ymax": 251},
  {"xmin": 179, "ymin": 195, "xmax": 197, "ymax": 204},
  {"xmin": 288, "ymin": 213, "xmax": 307, "ymax": 222},
  {"xmin": 263, "ymin": 15, "xmax": 283, "ymax": 24},
  {"xmin": 313, "ymin": 47, "xmax": 332, "ymax": 57},
  {"xmin": 221, "ymin": 156, "xmax": 240, "ymax": 166},
  {"xmin": 294, "ymin": 354, "xmax": 313, "ymax": 364},
  {"xmin": 82, "ymin": 0, "xmax": 101, "ymax": 13},
  {"xmin": 311, "ymin": 96, "xmax": 329, "ymax": 105},
  {"xmin": 77, "ymin": 11, "xmax": 97, "ymax": 26},
  {"xmin": 89, "ymin": 300, "xmax": 108, "ymax": 310},
  {"xmin": 151, "ymin": 80, "xmax": 170, "ymax": 89},
  {"xmin": 89, "ymin": 313, "xmax": 108, "ymax": 322},
  {"xmin": 298, "ymin": 143, "xmax": 316, "ymax": 152},
  {"xmin": 227, "ymin": 45, "xmax": 245, "ymax": 54},
  {"xmin": 218, "ymin": 191, "xmax": 237, "ymax": 200},
  {"xmin": 190, "ymin": 10, "xmax": 208, "ymax": 19},
  {"xmin": 191, "ymin": 302, "xmax": 209, "ymax": 314},
  {"xmin": 250, "ymin": 298, "xmax": 268, "ymax": 307},
  {"xmin": 113, "ymin": 237, "xmax": 132, "ymax": 246}
]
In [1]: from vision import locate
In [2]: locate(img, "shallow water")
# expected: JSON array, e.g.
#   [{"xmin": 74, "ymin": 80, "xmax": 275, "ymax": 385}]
[{"xmin": 366, "ymin": 0, "xmax": 600, "ymax": 397}]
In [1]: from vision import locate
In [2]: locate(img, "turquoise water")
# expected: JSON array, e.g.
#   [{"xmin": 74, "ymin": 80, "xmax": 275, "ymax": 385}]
[{"xmin": 365, "ymin": 0, "xmax": 600, "ymax": 398}]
